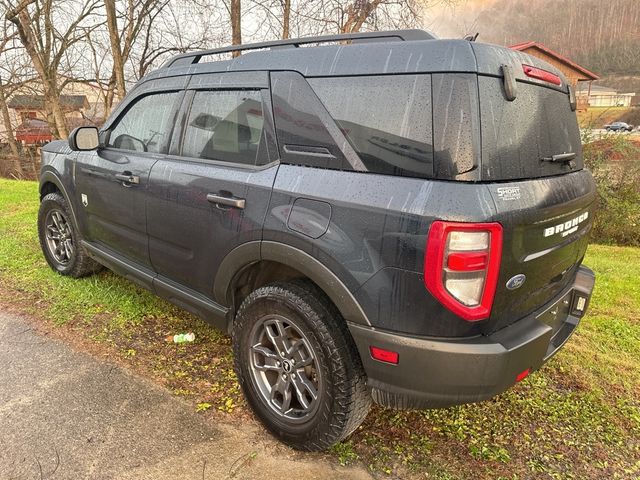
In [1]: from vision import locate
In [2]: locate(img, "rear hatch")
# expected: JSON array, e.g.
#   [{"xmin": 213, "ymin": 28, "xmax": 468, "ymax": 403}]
[
  {"xmin": 485, "ymin": 170, "xmax": 595, "ymax": 333},
  {"xmin": 471, "ymin": 44, "xmax": 596, "ymax": 332}
]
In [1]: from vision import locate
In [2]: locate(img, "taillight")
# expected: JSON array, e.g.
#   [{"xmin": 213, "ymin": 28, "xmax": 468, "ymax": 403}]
[
  {"xmin": 522, "ymin": 64, "xmax": 562, "ymax": 86},
  {"xmin": 424, "ymin": 221, "xmax": 503, "ymax": 321}
]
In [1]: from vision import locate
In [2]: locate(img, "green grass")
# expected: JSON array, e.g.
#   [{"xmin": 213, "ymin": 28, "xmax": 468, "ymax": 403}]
[
  {"xmin": 577, "ymin": 106, "xmax": 634, "ymax": 129},
  {"xmin": 1, "ymin": 178, "xmax": 639, "ymax": 479}
]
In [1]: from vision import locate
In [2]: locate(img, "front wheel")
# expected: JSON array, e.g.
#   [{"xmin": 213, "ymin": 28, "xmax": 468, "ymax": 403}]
[
  {"xmin": 232, "ymin": 280, "xmax": 371, "ymax": 450},
  {"xmin": 38, "ymin": 192, "xmax": 101, "ymax": 278}
]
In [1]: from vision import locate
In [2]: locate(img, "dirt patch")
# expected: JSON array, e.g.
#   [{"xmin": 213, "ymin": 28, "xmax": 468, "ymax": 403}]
[{"xmin": 584, "ymin": 137, "xmax": 640, "ymax": 161}]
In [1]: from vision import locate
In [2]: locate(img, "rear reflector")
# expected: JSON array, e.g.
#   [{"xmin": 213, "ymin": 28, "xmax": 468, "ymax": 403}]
[
  {"xmin": 516, "ymin": 368, "xmax": 530, "ymax": 382},
  {"xmin": 424, "ymin": 221, "xmax": 503, "ymax": 321},
  {"xmin": 522, "ymin": 64, "xmax": 562, "ymax": 86},
  {"xmin": 447, "ymin": 252, "xmax": 489, "ymax": 271},
  {"xmin": 369, "ymin": 346, "xmax": 399, "ymax": 364}
]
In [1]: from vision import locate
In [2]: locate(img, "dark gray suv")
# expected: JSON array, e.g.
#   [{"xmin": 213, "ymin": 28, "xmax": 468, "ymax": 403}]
[{"xmin": 37, "ymin": 30, "xmax": 596, "ymax": 451}]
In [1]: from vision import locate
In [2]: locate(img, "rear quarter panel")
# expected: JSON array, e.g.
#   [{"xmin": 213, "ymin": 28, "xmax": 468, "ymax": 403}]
[{"xmin": 263, "ymin": 165, "xmax": 498, "ymax": 336}]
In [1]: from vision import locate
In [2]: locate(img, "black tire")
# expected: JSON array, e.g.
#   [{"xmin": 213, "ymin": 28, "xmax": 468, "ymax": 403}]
[
  {"xmin": 232, "ymin": 280, "xmax": 371, "ymax": 451},
  {"xmin": 38, "ymin": 192, "xmax": 102, "ymax": 278}
]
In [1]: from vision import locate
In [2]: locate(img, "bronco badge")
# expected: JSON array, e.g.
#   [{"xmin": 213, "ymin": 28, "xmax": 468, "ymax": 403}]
[{"xmin": 543, "ymin": 211, "xmax": 589, "ymax": 238}]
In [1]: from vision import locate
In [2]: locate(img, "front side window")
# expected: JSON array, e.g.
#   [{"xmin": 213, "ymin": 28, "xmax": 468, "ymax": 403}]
[
  {"xmin": 107, "ymin": 92, "xmax": 180, "ymax": 153},
  {"xmin": 181, "ymin": 90, "xmax": 264, "ymax": 166}
]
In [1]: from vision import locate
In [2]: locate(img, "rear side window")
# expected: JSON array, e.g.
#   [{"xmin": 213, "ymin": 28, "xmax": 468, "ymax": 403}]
[
  {"xmin": 108, "ymin": 92, "xmax": 180, "ymax": 153},
  {"xmin": 181, "ymin": 90, "xmax": 264, "ymax": 166},
  {"xmin": 308, "ymin": 75, "xmax": 433, "ymax": 178}
]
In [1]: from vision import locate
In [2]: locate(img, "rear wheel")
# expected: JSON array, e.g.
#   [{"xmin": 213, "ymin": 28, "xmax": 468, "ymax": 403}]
[
  {"xmin": 38, "ymin": 192, "xmax": 102, "ymax": 278},
  {"xmin": 232, "ymin": 280, "xmax": 371, "ymax": 450}
]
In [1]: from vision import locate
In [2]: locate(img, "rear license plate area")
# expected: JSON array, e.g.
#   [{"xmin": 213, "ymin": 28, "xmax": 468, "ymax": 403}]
[{"xmin": 537, "ymin": 290, "xmax": 572, "ymax": 336}]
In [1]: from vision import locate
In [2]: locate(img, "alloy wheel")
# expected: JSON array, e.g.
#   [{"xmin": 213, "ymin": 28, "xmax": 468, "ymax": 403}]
[
  {"xmin": 248, "ymin": 314, "xmax": 322, "ymax": 423},
  {"xmin": 44, "ymin": 209, "xmax": 74, "ymax": 265}
]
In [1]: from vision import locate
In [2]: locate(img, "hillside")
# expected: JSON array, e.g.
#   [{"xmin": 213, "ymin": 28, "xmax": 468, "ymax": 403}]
[{"xmin": 428, "ymin": 0, "xmax": 640, "ymax": 78}]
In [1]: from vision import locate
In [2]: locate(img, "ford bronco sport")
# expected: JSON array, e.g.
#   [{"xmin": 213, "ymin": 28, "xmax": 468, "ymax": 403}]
[{"xmin": 37, "ymin": 29, "xmax": 596, "ymax": 451}]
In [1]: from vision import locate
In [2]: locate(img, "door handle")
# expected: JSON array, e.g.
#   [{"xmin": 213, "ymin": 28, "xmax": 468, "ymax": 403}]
[
  {"xmin": 206, "ymin": 193, "xmax": 245, "ymax": 209},
  {"xmin": 115, "ymin": 172, "xmax": 140, "ymax": 185}
]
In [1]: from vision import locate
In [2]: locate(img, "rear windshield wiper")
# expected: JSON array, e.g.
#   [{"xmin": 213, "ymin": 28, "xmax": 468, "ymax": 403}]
[{"xmin": 541, "ymin": 152, "xmax": 576, "ymax": 163}]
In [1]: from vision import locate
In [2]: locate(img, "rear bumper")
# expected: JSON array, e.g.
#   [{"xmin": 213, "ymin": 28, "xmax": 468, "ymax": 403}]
[{"xmin": 348, "ymin": 265, "xmax": 595, "ymax": 409}]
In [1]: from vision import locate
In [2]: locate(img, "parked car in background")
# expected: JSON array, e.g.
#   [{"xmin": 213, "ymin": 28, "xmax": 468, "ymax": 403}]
[
  {"xmin": 605, "ymin": 121, "xmax": 633, "ymax": 132},
  {"xmin": 37, "ymin": 29, "xmax": 596, "ymax": 451}
]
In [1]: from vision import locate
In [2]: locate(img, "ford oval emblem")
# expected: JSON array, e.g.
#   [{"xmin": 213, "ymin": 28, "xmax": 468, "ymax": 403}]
[{"xmin": 506, "ymin": 274, "xmax": 526, "ymax": 290}]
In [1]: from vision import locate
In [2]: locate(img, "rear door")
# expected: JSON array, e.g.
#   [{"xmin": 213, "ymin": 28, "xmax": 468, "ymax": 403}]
[
  {"xmin": 75, "ymin": 90, "xmax": 183, "ymax": 279},
  {"xmin": 486, "ymin": 170, "xmax": 596, "ymax": 333},
  {"xmin": 147, "ymin": 73, "xmax": 279, "ymax": 298}
]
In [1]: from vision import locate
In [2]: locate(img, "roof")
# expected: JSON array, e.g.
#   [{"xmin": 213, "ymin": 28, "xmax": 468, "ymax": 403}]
[
  {"xmin": 576, "ymin": 84, "xmax": 617, "ymax": 93},
  {"xmin": 163, "ymin": 29, "xmax": 436, "ymax": 69},
  {"xmin": 8, "ymin": 95, "xmax": 88, "ymax": 110},
  {"xmin": 142, "ymin": 37, "xmax": 567, "ymax": 90},
  {"xmin": 509, "ymin": 42, "xmax": 599, "ymax": 80},
  {"xmin": 142, "ymin": 38, "xmax": 479, "ymax": 86},
  {"xmin": 13, "ymin": 117, "xmax": 100, "ymax": 143},
  {"xmin": 15, "ymin": 118, "xmax": 53, "ymax": 143}
]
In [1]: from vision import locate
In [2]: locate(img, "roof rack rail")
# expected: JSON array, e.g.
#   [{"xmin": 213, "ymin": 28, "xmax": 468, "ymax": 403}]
[{"xmin": 161, "ymin": 29, "xmax": 434, "ymax": 69}]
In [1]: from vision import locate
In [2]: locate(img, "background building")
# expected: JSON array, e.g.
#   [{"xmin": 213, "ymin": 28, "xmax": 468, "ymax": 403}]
[
  {"xmin": 510, "ymin": 41, "xmax": 599, "ymax": 110},
  {"xmin": 576, "ymin": 84, "xmax": 637, "ymax": 108},
  {"xmin": 1, "ymin": 79, "xmax": 105, "ymax": 146}
]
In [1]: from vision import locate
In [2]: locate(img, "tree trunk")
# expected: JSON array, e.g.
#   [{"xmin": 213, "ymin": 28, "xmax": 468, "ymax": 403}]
[
  {"xmin": 104, "ymin": 73, "xmax": 117, "ymax": 116},
  {"xmin": 7, "ymin": 1, "xmax": 69, "ymax": 138},
  {"xmin": 282, "ymin": 0, "xmax": 291, "ymax": 39},
  {"xmin": 44, "ymin": 76, "xmax": 68, "ymax": 139},
  {"xmin": 104, "ymin": 0, "xmax": 127, "ymax": 100},
  {"xmin": 341, "ymin": 0, "xmax": 382, "ymax": 33},
  {"xmin": 231, "ymin": 0, "xmax": 242, "ymax": 57},
  {"xmin": 0, "ymin": 78, "xmax": 22, "ymax": 160}
]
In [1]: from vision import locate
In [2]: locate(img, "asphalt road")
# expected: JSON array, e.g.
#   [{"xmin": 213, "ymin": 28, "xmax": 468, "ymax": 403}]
[{"xmin": 0, "ymin": 311, "xmax": 372, "ymax": 480}]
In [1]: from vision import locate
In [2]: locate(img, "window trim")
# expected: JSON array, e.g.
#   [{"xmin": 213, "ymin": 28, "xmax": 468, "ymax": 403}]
[
  {"xmin": 171, "ymin": 87, "xmax": 275, "ymax": 170},
  {"xmin": 101, "ymin": 89, "xmax": 185, "ymax": 156}
]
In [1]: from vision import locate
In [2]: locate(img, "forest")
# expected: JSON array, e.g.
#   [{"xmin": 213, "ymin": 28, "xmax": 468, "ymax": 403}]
[{"xmin": 466, "ymin": 0, "xmax": 640, "ymax": 76}]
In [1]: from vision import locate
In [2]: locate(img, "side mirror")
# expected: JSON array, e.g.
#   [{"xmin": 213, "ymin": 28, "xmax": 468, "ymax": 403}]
[{"xmin": 69, "ymin": 126, "xmax": 99, "ymax": 151}]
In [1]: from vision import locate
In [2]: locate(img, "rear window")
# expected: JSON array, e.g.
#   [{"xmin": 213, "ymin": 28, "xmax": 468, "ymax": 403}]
[
  {"xmin": 478, "ymin": 77, "xmax": 583, "ymax": 180},
  {"xmin": 308, "ymin": 75, "xmax": 433, "ymax": 178}
]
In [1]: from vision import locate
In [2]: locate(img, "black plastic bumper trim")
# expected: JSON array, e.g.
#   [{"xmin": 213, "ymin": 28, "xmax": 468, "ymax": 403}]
[{"xmin": 348, "ymin": 265, "xmax": 595, "ymax": 410}]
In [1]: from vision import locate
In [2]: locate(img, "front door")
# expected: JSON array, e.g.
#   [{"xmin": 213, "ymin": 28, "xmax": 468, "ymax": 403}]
[
  {"xmin": 75, "ymin": 91, "xmax": 183, "ymax": 272},
  {"xmin": 147, "ymin": 84, "xmax": 278, "ymax": 298}
]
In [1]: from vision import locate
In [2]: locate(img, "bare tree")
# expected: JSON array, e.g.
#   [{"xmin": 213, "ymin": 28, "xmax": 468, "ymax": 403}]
[
  {"xmin": 281, "ymin": 0, "xmax": 290, "ymax": 38},
  {"xmin": 250, "ymin": 0, "xmax": 435, "ymax": 41},
  {"xmin": 102, "ymin": 0, "xmax": 171, "ymax": 112},
  {"xmin": 0, "ymin": 25, "xmax": 23, "ymax": 164},
  {"xmin": 230, "ymin": 0, "xmax": 241, "ymax": 54},
  {"xmin": 133, "ymin": 1, "xmax": 214, "ymax": 79},
  {"xmin": 451, "ymin": 0, "xmax": 640, "ymax": 75},
  {"xmin": 104, "ymin": 0, "xmax": 126, "ymax": 102},
  {"xmin": 341, "ymin": 0, "xmax": 383, "ymax": 33},
  {"xmin": 5, "ymin": 0, "xmax": 101, "ymax": 139}
]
